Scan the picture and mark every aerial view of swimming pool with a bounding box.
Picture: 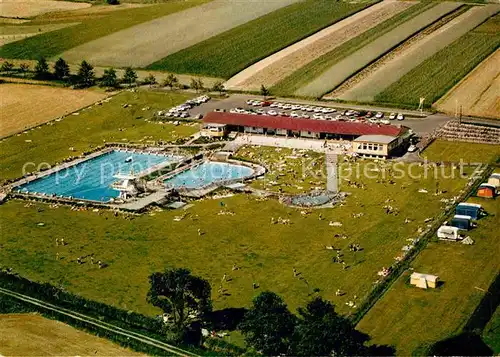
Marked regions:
[18,150,181,202]
[164,161,254,190]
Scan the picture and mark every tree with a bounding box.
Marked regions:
[260,84,270,99]
[0,61,14,72]
[122,67,138,86]
[107,0,119,4]
[291,297,369,356]
[211,81,225,95]
[143,73,157,87]
[77,60,95,88]
[147,268,211,338]
[190,78,204,93]
[100,68,118,88]
[162,73,179,90]
[19,63,30,75]
[239,291,296,355]
[34,57,50,78]
[53,58,70,80]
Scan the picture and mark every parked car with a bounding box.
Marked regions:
[408,144,417,152]
[365,112,373,118]
[397,113,405,121]
[267,110,278,116]
[262,101,272,107]
[290,111,300,118]
[380,119,390,125]
[375,112,384,119]
[389,113,397,120]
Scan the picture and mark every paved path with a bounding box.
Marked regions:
[326,153,339,192]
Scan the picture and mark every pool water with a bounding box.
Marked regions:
[164,161,254,189]
[19,151,180,202]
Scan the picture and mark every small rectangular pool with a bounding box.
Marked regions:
[18,150,181,202]
[164,161,254,190]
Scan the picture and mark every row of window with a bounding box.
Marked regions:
[360,143,384,151]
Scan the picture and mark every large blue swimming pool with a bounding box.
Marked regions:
[19,150,180,202]
[164,161,254,189]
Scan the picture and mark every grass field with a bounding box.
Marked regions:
[0,83,106,138]
[0,0,208,60]
[272,1,436,96]
[0,314,144,356]
[374,13,500,107]
[0,0,90,18]
[295,1,463,97]
[147,0,374,78]
[357,196,500,355]
[483,306,500,353]
[422,140,500,164]
[0,149,472,317]
[0,90,197,183]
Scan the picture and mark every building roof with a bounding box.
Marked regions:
[479,183,496,189]
[457,202,482,209]
[352,135,398,144]
[453,214,472,220]
[489,173,500,179]
[203,112,405,137]
[411,272,439,282]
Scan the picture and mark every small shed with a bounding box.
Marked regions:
[410,273,439,289]
[437,225,460,240]
[477,183,496,198]
[451,215,473,230]
[456,203,482,220]
[487,173,500,188]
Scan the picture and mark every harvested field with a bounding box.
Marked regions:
[0,0,90,18]
[147,0,373,78]
[0,22,79,46]
[295,1,462,97]
[225,0,415,91]
[0,84,106,138]
[0,0,209,60]
[0,314,144,356]
[335,5,499,102]
[375,12,500,107]
[61,0,300,68]
[436,49,500,119]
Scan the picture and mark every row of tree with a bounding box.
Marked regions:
[1,57,226,93]
[147,268,393,356]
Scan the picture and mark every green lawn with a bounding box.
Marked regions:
[483,306,500,353]
[422,140,500,164]
[357,197,500,355]
[146,0,375,78]
[271,1,435,96]
[234,146,326,194]
[0,90,198,183]
[374,14,500,107]
[0,0,209,60]
[0,156,471,317]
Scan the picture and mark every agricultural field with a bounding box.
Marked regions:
[374,12,500,107]
[0,23,79,46]
[335,5,498,103]
[0,0,90,18]
[436,49,500,119]
[0,314,144,356]
[271,1,436,96]
[225,0,415,91]
[0,90,197,182]
[0,83,106,138]
[421,140,500,163]
[357,196,500,355]
[295,1,463,97]
[0,0,209,60]
[0,139,473,317]
[147,0,375,78]
[60,0,300,68]
[483,306,500,353]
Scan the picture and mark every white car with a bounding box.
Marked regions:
[397,113,405,120]
[381,119,390,125]
[276,103,284,109]
[270,102,279,108]
[389,113,397,120]
[179,112,189,118]
[246,100,254,105]
[325,115,334,121]
[229,108,238,114]
[368,118,378,124]
[408,144,417,152]
[301,114,310,119]
[282,104,292,110]
[375,112,384,119]
[291,105,301,110]
[267,110,278,116]
[313,114,324,120]
[256,109,265,115]
[290,111,300,118]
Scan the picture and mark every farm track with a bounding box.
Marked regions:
[225,0,415,91]
[332,4,500,102]
[0,287,199,357]
[295,1,462,98]
[61,0,299,68]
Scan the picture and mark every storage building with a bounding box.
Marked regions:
[410,273,439,289]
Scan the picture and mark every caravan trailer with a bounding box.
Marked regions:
[455,203,483,220]
[437,225,460,241]
[451,215,473,230]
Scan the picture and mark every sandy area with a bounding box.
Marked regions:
[0,0,91,18]
[225,0,416,91]
[334,5,500,102]
[0,314,145,356]
[0,83,106,138]
[436,49,500,119]
[61,0,300,68]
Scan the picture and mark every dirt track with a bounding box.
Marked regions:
[436,49,500,119]
[0,0,90,18]
[225,0,415,91]
[61,0,300,68]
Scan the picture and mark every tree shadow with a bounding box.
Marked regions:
[207,307,248,331]
[428,332,493,356]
